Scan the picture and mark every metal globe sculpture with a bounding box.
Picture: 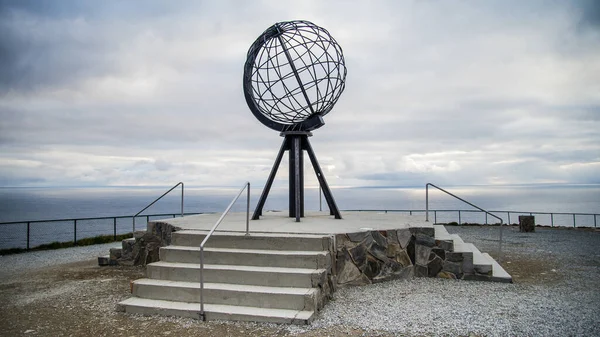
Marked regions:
[247,20,345,222]
[243,20,347,132]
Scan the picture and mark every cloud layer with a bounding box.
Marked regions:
[1,0,599,187]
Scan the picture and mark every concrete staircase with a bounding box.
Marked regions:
[117,230,333,324]
[434,225,512,282]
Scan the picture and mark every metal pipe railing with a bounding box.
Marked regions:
[199,182,250,321]
[132,182,184,233]
[425,183,505,262]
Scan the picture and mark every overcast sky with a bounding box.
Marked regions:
[0,0,599,188]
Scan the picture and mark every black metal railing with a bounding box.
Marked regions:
[343,209,598,227]
[0,212,203,250]
[1,209,597,251]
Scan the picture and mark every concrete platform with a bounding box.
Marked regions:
[157,210,430,234]
[116,210,511,324]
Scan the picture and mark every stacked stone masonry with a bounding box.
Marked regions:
[333,226,494,286]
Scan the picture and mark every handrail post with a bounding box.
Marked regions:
[458,210,461,224]
[573,214,576,228]
[200,246,205,320]
[26,222,30,250]
[199,181,250,321]
[74,219,77,245]
[508,212,511,225]
[425,184,429,222]
[181,182,184,217]
[551,213,554,227]
[246,182,250,236]
[113,217,117,240]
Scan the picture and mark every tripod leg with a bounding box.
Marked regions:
[252,137,288,220]
[304,138,342,219]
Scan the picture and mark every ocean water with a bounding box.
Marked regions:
[0,184,598,249]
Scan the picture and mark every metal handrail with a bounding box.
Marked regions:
[426,183,505,263]
[199,182,250,321]
[132,182,184,232]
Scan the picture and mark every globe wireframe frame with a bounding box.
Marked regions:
[243,20,347,132]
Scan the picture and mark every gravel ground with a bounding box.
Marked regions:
[0,242,120,281]
[1,226,599,336]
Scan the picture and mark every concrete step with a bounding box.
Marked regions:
[118,297,314,324]
[482,253,513,283]
[146,261,326,288]
[159,245,331,269]
[171,230,330,251]
[433,225,452,240]
[132,278,318,310]
[433,225,454,251]
[452,241,492,275]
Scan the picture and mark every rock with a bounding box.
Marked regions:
[132,232,162,266]
[436,240,453,251]
[415,264,428,277]
[347,231,370,242]
[386,243,402,258]
[397,228,412,249]
[348,243,368,271]
[363,254,382,279]
[415,244,432,266]
[415,233,436,247]
[409,226,435,237]
[432,247,446,260]
[335,234,350,251]
[446,252,464,263]
[371,231,388,249]
[336,249,362,284]
[387,230,399,244]
[395,250,412,267]
[461,252,474,274]
[428,255,444,277]
[443,260,463,278]
[407,236,416,264]
[343,273,371,286]
[109,248,122,260]
[437,271,457,279]
[370,242,389,262]
[519,215,535,232]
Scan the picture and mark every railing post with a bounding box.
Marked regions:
[133,217,136,234]
[74,219,77,245]
[573,214,576,228]
[551,213,554,227]
[146,215,149,224]
[410,210,412,215]
[458,210,461,224]
[485,212,488,225]
[27,222,30,250]
[113,218,117,240]
[434,210,437,223]
[498,221,503,263]
[595,214,597,228]
[507,212,511,225]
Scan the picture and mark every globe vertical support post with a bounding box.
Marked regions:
[252,132,341,221]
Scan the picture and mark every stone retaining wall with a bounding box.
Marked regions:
[332,226,491,286]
